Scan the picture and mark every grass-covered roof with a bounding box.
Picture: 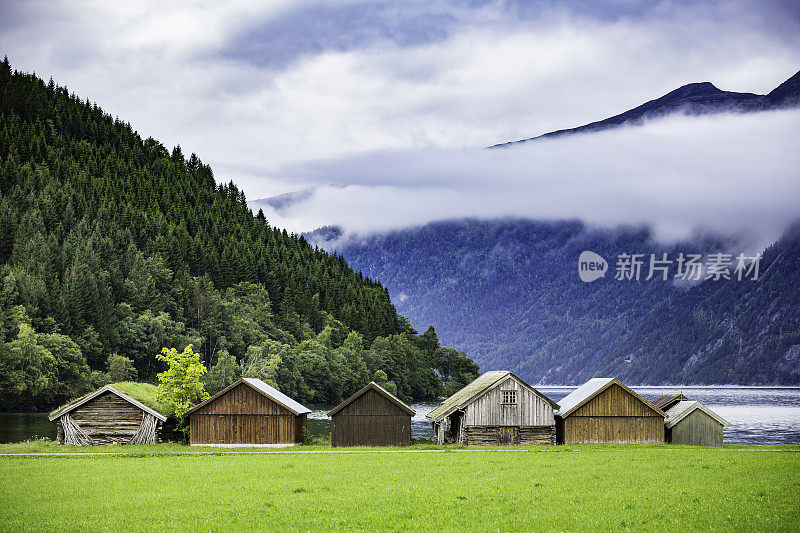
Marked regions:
[426,371,510,421]
[49,382,170,419]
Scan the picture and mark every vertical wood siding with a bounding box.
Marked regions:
[331,389,411,446]
[571,384,659,418]
[463,377,555,427]
[669,409,723,447]
[563,416,664,444]
[189,382,300,444]
[561,384,664,444]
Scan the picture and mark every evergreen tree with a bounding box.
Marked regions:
[0,59,479,409]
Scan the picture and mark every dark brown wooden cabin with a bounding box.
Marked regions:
[652,393,691,412]
[555,378,666,444]
[49,385,168,445]
[327,382,415,447]
[187,378,311,446]
[665,400,729,447]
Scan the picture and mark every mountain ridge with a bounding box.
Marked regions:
[490,69,800,147]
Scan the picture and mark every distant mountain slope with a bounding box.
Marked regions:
[602,222,800,384]
[250,187,316,216]
[320,219,800,385]
[490,69,800,147]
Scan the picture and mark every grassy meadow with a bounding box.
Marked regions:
[1,443,799,532]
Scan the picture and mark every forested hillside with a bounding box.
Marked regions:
[600,223,800,384]
[329,218,800,385]
[0,58,478,410]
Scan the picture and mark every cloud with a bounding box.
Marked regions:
[1,0,798,236]
[263,109,800,249]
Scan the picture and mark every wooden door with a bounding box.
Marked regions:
[499,426,519,445]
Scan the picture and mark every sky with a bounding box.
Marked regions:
[1,0,799,244]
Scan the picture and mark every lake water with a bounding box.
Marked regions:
[3,386,799,445]
[319,385,800,445]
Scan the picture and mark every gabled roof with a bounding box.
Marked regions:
[666,400,730,429]
[327,382,415,417]
[426,371,559,422]
[186,378,311,416]
[653,393,691,411]
[555,377,666,418]
[48,385,168,422]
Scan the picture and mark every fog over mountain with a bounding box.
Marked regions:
[253,106,800,248]
[256,70,800,385]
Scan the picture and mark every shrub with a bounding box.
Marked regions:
[299,428,313,446]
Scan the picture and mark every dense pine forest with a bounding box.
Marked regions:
[0,58,478,411]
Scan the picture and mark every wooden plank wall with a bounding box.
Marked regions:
[669,409,723,447]
[571,384,658,418]
[331,389,411,446]
[463,377,555,427]
[464,425,555,445]
[562,384,664,444]
[190,382,300,444]
[68,391,152,445]
[563,416,664,444]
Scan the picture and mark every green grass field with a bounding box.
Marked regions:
[1,443,798,532]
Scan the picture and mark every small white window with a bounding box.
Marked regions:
[501,390,517,405]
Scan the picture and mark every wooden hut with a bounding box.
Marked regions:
[187,378,311,446]
[665,400,729,447]
[327,382,415,447]
[49,385,168,445]
[555,378,666,444]
[427,371,559,445]
[652,393,691,412]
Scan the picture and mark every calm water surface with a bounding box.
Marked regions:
[2,386,799,444]
[314,385,800,445]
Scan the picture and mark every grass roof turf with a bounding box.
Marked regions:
[427,371,510,421]
[110,382,170,416]
[49,382,170,418]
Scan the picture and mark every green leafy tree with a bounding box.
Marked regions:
[0,323,56,409]
[155,344,208,419]
[38,331,91,405]
[203,349,240,395]
[107,353,138,382]
[372,369,398,397]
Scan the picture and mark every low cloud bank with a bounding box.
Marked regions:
[263,110,800,249]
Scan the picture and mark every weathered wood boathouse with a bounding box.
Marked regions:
[427,371,559,445]
[652,393,691,412]
[555,378,666,444]
[328,381,415,447]
[665,400,729,447]
[49,385,168,445]
[187,378,311,446]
